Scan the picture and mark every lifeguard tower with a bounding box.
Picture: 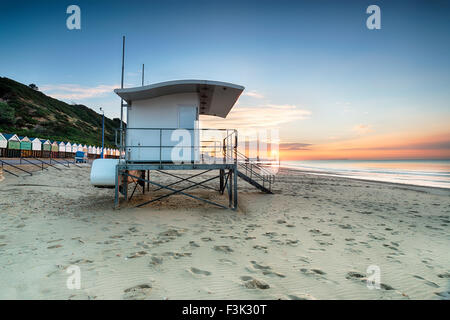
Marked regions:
[90,79,275,210]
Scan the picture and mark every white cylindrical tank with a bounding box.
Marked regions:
[90,159,119,187]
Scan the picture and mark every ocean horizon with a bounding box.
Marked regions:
[280,159,450,189]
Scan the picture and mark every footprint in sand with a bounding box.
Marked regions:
[240,276,270,289]
[149,256,163,266]
[300,268,336,283]
[189,241,200,247]
[123,284,152,300]
[189,267,211,276]
[219,258,236,266]
[346,271,395,290]
[253,245,268,253]
[250,261,285,278]
[287,293,317,300]
[127,251,148,259]
[213,245,233,253]
[434,290,450,299]
[413,275,440,288]
[47,244,62,249]
[162,251,192,259]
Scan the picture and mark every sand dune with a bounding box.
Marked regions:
[0,165,449,299]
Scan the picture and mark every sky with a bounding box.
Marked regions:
[0,0,449,160]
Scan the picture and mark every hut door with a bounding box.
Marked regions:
[178,106,196,129]
[177,106,198,162]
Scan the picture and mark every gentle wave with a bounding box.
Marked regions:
[281,160,450,189]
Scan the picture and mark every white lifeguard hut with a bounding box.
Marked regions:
[90,79,274,210]
[115,80,243,163]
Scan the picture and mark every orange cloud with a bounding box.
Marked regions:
[352,124,373,135]
[280,132,450,160]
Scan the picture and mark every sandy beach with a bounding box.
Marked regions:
[0,165,449,300]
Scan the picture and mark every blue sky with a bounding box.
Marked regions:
[1,0,449,159]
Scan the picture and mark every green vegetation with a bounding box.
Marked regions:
[0,77,123,147]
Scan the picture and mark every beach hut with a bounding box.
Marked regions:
[31,138,42,151]
[3,134,20,157]
[19,136,32,150]
[82,145,88,153]
[0,133,7,157]
[77,144,83,152]
[40,139,51,152]
[88,145,93,154]
[51,141,59,152]
[4,134,20,149]
[30,137,42,157]
[65,142,72,153]
[71,143,78,153]
[18,136,32,157]
[0,133,7,149]
[92,79,258,209]
[111,80,246,162]
[50,141,59,157]
[96,146,101,156]
[58,141,66,153]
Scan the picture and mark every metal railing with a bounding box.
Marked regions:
[115,128,238,165]
[233,149,275,192]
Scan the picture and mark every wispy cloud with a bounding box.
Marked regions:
[41,84,118,100]
[243,90,264,99]
[201,104,311,129]
[352,124,372,135]
[279,142,312,151]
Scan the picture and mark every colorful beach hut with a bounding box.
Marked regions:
[71,143,78,153]
[40,139,51,151]
[5,134,20,150]
[0,133,7,157]
[50,141,59,158]
[65,142,72,153]
[58,141,66,153]
[30,137,42,157]
[51,141,59,152]
[19,136,32,150]
[0,133,7,149]
[31,138,42,151]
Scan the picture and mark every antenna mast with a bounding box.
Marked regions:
[119,36,125,158]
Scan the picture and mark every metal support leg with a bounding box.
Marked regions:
[114,166,119,208]
[219,169,225,194]
[228,169,233,207]
[233,165,238,210]
[124,170,128,201]
[141,170,145,194]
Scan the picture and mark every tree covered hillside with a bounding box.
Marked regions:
[0,77,123,147]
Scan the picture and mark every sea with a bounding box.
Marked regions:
[280,160,450,189]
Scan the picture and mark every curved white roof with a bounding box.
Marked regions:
[114,79,244,118]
